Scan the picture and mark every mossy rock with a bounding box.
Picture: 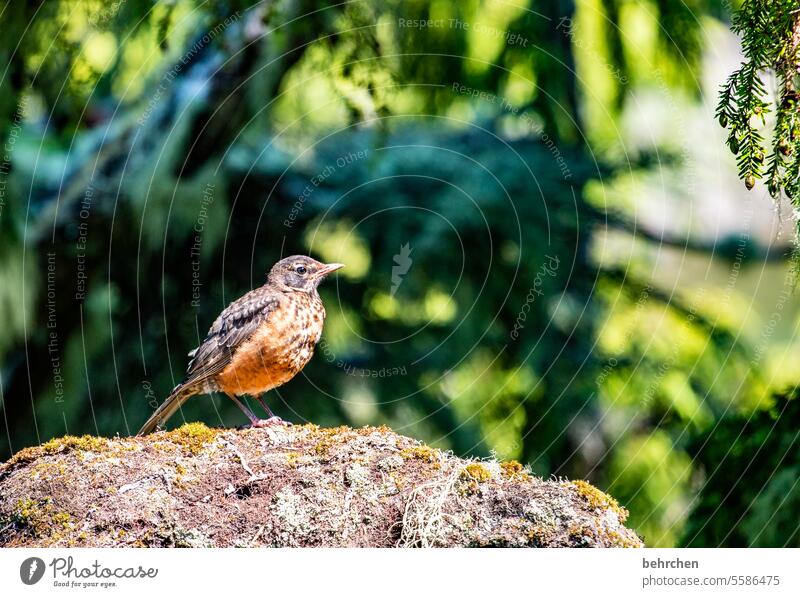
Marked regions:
[0,423,642,547]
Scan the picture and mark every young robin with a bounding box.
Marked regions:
[138,255,343,435]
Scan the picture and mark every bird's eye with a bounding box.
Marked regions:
[296,266,307,275]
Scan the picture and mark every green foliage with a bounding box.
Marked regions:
[608,431,693,547]
[716,1,800,200]
[683,388,800,547]
[0,0,797,548]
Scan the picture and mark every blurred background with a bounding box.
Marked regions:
[1,0,798,547]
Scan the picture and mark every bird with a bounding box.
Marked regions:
[138,255,343,435]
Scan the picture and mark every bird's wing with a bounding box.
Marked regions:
[182,289,281,389]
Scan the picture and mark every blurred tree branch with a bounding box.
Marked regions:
[597,209,794,263]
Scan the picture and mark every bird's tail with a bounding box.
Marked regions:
[137,384,198,435]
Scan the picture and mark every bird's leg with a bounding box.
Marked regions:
[254,394,291,426]
[227,394,261,426]
[228,393,288,428]
[254,394,276,418]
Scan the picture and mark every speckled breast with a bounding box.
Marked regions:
[216,292,325,396]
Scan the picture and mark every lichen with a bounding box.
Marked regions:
[522,500,557,528]
[347,463,385,505]
[273,489,313,537]
[601,528,642,548]
[378,454,404,471]
[168,527,214,548]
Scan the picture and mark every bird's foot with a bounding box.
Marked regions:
[250,416,291,428]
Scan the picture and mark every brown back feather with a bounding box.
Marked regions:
[182,288,282,390]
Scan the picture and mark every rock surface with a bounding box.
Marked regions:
[0,423,642,547]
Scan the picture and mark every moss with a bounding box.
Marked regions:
[400,445,439,464]
[52,512,71,527]
[7,435,111,467]
[313,425,350,439]
[172,462,191,490]
[29,461,67,481]
[13,498,72,541]
[308,425,354,457]
[314,439,333,456]
[163,423,219,455]
[569,480,628,521]
[15,499,42,526]
[286,452,301,467]
[463,462,492,483]
[499,460,530,481]
[298,423,320,435]
[357,424,392,436]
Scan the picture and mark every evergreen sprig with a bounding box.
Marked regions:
[718,1,800,200]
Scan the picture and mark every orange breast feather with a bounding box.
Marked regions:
[216,294,324,396]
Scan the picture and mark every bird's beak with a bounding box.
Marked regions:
[315,263,345,278]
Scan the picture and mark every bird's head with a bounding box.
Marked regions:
[268,255,344,293]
